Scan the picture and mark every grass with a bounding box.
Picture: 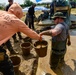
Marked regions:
[21,8,76,22]
[21,10,43,21]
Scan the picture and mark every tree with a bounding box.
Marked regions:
[23,0,34,6]
[0,3,6,10]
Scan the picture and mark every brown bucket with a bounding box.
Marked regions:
[34,40,48,57]
[10,55,21,73]
[20,42,31,56]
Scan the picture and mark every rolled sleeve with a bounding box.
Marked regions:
[51,24,63,36]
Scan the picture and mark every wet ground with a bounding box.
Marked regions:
[36,29,76,75]
[6,26,76,75]
[6,8,76,75]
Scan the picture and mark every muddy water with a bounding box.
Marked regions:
[36,45,46,48]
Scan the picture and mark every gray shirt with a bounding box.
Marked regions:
[52,22,69,41]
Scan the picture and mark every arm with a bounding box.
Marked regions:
[40,28,62,36]
[40,30,52,36]
[15,19,42,40]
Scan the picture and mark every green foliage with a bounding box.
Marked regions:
[0,3,5,10]
[0,7,2,9]
[23,0,34,7]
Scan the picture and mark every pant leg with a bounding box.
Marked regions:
[12,34,19,43]
[5,40,14,51]
[50,52,60,69]
[12,34,16,41]
[17,32,22,39]
[60,51,66,63]
[50,51,65,69]
[31,16,35,30]
[29,20,32,29]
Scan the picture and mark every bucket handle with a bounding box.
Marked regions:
[30,43,35,48]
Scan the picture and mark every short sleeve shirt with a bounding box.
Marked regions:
[52,22,69,41]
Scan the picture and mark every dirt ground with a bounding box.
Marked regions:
[7,26,76,75]
[6,8,76,75]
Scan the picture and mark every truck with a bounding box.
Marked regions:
[37,0,76,29]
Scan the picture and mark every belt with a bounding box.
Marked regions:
[52,48,65,52]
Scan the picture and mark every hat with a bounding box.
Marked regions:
[51,12,66,19]
[8,0,13,2]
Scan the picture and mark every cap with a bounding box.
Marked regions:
[51,12,66,19]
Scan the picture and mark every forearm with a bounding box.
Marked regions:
[23,29,40,40]
[18,23,40,40]
[40,30,52,36]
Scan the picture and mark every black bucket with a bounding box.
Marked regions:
[20,42,31,56]
[34,40,48,57]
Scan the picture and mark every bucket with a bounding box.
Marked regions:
[34,40,48,57]
[23,37,32,43]
[10,55,21,73]
[20,42,31,56]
